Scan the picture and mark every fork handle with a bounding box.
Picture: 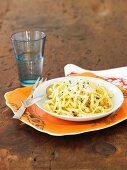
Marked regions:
[13,105,26,119]
[22,95,44,108]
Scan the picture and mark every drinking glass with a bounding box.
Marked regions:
[11,31,46,86]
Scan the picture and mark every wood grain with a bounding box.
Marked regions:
[1,0,127,169]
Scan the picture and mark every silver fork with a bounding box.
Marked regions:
[13,77,43,119]
[22,94,45,108]
[22,78,48,107]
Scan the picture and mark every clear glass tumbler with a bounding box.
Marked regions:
[11,31,46,86]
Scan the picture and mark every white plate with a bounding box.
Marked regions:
[33,76,124,121]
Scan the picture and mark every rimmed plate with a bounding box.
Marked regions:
[33,76,124,121]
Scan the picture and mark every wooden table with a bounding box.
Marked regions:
[1,0,127,169]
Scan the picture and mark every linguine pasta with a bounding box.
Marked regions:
[42,79,113,117]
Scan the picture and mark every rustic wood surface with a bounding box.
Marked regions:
[1,0,127,169]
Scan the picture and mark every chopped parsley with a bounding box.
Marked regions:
[80,98,83,103]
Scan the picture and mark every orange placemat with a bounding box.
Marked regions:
[4,72,127,136]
